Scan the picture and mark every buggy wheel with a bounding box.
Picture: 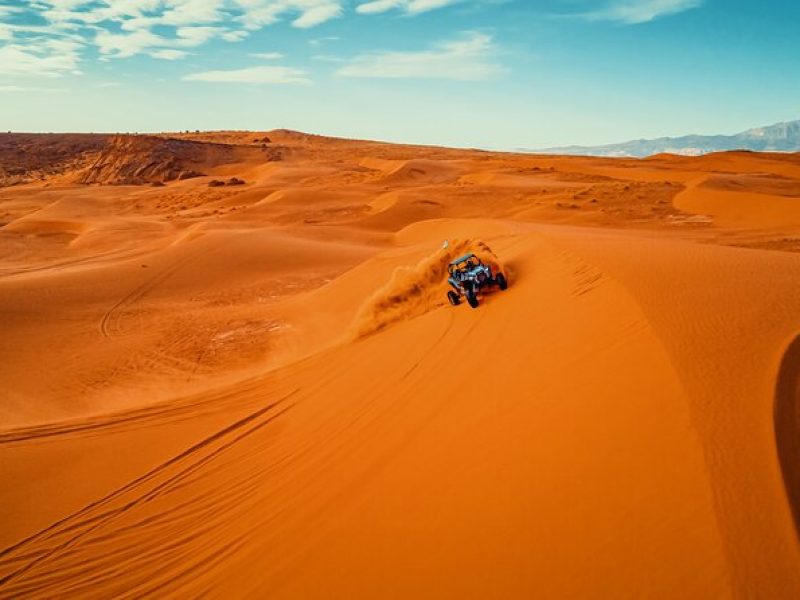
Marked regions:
[495,272,508,290]
[447,290,461,306]
[465,289,479,309]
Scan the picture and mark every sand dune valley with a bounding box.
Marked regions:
[1,129,800,598]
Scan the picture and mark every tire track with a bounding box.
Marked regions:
[398,310,455,381]
[0,376,269,445]
[98,251,200,339]
[0,388,299,590]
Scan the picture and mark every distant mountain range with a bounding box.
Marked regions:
[532,119,800,158]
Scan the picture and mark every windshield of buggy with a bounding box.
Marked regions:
[448,254,481,275]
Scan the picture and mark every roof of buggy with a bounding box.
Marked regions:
[449,253,477,266]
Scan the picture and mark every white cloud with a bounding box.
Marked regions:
[0,24,14,42]
[580,0,703,24]
[234,0,343,30]
[175,26,222,46]
[222,30,249,42]
[3,0,348,71]
[151,49,190,60]
[356,0,403,14]
[93,23,220,58]
[292,3,342,27]
[0,0,476,76]
[95,28,164,57]
[250,51,284,59]
[159,0,225,26]
[0,5,23,18]
[183,65,311,84]
[45,37,84,54]
[0,85,65,93]
[309,36,340,46]
[0,12,86,77]
[311,53,345,62]
[0,43,81,76]
[356,0,460,15]
[336,32,504,81]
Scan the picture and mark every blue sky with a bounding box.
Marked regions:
[1,0,798,148]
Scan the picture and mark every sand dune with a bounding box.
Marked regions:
[1,132,799,597]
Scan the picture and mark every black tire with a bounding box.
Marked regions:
[447,290,460,306]
[465,289,479,309]
[495,272,508,291]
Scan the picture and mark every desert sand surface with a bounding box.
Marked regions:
[1,131,800,598]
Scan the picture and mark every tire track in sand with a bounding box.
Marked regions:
[0,389,299,589]
[98,251,200,339]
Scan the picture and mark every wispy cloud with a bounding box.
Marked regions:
[0,84,66,93]
[231,0,342,30]
[0,23,14,42]
[336,31,504,81]
[309,36,341,46]
[0,43,82,77]
[94,25,222,58]
[183,65,311,84]
[250,51,284,60]
[578,0,704,24]
[356,0,462,15]
[151,49,190,60]
[0,0,482,78]
[312,54,345,62]
[292,3,342,27]
[95,29,164,59]
[0,1,347,73]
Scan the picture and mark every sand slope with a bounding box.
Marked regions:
[1,133,799,597]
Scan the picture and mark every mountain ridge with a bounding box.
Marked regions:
[532,119,800,158]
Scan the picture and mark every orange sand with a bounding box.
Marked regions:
[1,132,799,597]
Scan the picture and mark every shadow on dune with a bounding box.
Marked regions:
[775,334,800,542]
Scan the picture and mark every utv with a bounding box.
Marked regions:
[446,253,508,309]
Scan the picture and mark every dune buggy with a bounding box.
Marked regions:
[446,253,508,309]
